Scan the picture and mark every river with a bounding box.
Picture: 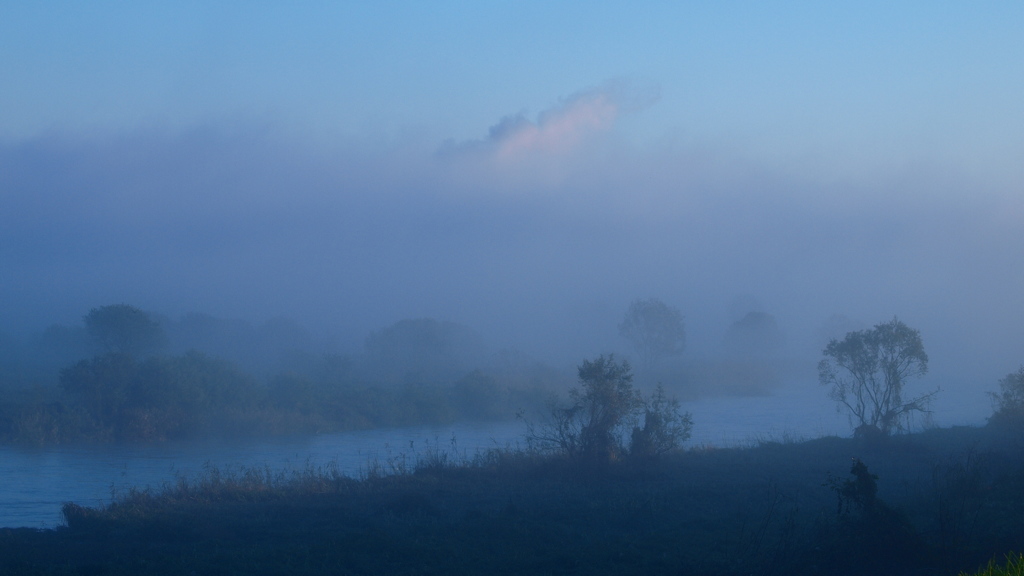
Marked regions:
[1,382,982,528]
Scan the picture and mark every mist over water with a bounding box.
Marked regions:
[0,386,852,529]
[3,10,1023,553]
[2,368,991,529]
[3,126,1021,412]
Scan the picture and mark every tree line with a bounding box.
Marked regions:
[0,305,558,444]
[617,298,1024,441]
[3,300,1023,446]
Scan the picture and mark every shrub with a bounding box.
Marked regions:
[527,355,692,465]
[817,459,926,575]
[629,384,693,459]
[826,458,878,515]
[961,553,1024,576]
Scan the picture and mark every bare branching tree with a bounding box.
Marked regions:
[818,317,937,436]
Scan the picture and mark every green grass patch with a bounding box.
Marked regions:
[962,553,1024,576]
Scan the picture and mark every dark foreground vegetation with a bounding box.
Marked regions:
[1,420,1023,576]
[5,307,1024,573]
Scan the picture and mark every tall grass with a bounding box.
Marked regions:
[3,423,1022,576]
[962,553,1024,576]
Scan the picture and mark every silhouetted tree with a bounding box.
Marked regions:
[989,366,1024,426]
[529,355,691,465]
[571,355,642,463]
[819,317,937,436]
[618,298,685,371]
[84,304,166,357]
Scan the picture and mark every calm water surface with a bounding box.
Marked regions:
[0,421,525,529]
[5,382,978,529]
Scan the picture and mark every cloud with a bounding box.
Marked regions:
[444,81,658,164]
[490,92,616,158]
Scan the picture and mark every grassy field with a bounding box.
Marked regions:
[1,424,1022,575]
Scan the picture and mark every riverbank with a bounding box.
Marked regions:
[2,423,1022,575]
[0,420,527,529]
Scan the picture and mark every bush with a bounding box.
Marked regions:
[961,553,1024,576]
[630,384,693,459]
[826,458,878,515]
[527,355,692,465]
[817,459,926,575]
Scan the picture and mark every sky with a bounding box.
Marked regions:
[2,2,1023,421]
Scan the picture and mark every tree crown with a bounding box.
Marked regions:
[819,317,934,436]
[618,298,685,371]
[84,304,166,357]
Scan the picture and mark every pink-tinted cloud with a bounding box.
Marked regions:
[490,90,619,159]
[445,81,657,165]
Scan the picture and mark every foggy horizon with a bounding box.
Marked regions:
[3,3,1023,429]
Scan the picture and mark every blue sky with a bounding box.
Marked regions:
[2,2,1023,419]
[4,2,1021,174]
